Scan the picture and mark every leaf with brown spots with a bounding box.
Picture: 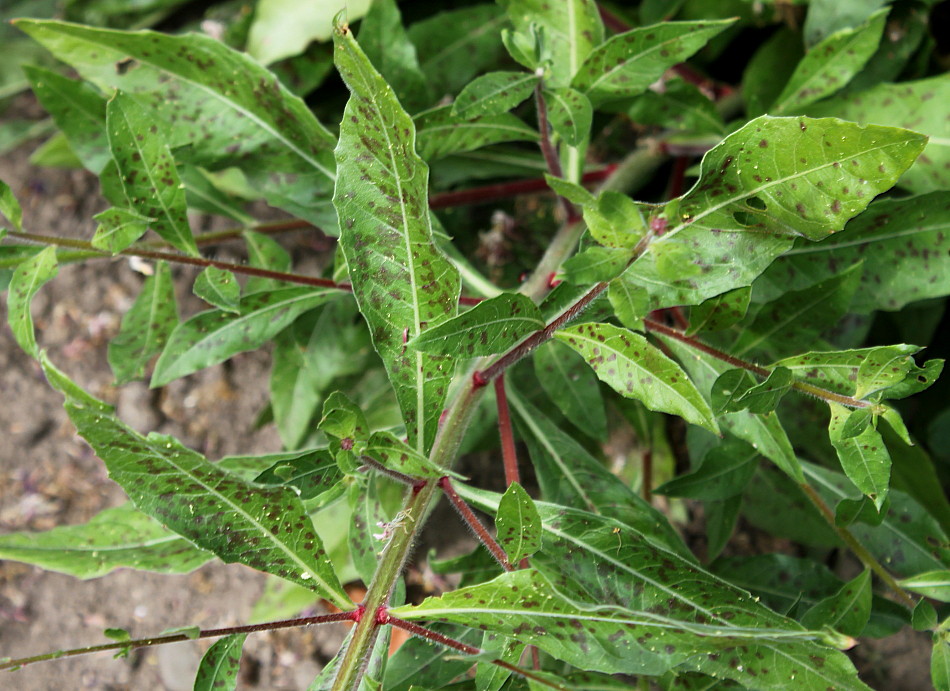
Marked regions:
[364,430,463,480]
[193,633,246,691]
[686,286,751,336]
[828,402,891,509]
[333,24,460,454]
[15,19,338,228]
[612,116,926,314]
[543,87,592,147]
[108,260,178,385]
[91,207,151,254]
[0,179,22,235]
[192,266,240,313]
[800,569,872,637]
[571,20,733,105]
[40,354,352,607]
[532,340,608,442]
[451,70,540,119]
[495,482,541,564]
[414,105,538,161]
[6,245,57,357]
[409,293,543,357]
[554,323,718,433]
[772,9,887,114]
[106,92,198,256]
[0,502,212,578]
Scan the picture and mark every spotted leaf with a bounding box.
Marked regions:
[543,87,591,147]
[6,245,57,357]
[532,340,607,442]
[415,105,538,160]
[686,286,751,336]
[409,293,543,357]
[0,178,23,232]
[554,323,718,433]
[91,207,151,254]
[800,569,872,637]
[333,24,460,454]
[193,266,240,313]
[193,634,246,691]
[611,116,926,315]
[364,430,462,480]
[495,482,541,565]
[451,71,540,119]
[828,402,891,509]
[40,354,351,607]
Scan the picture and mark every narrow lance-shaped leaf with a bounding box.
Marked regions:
[495,482,541,564]
[611,117,927,315]
[151,287,336,387]
[106,92,197,256]
[91,207,151,254]
[333,22,460,452]
[532,340,608,442]
[15,19,339,227]
[193,634,246,691]
[772,9,887,114]
[357,0,428,110]
[543,88,591,147]
[364,431,464,480]
[0,177,24,232]
[108,260,178,385]
[571,21,732,105]
[554,322,718,433]
[828,402,891,509]
[40,354,352,608]
[0,503,212,578]
[900,571,950,603]
[800,569,872,637]
[415,105,538,161]
[686,286,751,335]
[6,245,58,357]
[452,70,540,119]
[410,293,543,357]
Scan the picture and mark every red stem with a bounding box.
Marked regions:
[494,375,520,487]
[533,85,580,223]
[667,156,689,199]
[438,477,513,571]
[359,455,419,486]
[428,166,616,210]
[642,448,653,503]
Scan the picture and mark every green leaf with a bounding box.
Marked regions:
[501,0,603,88]
[6,245,58,357]
[407,5,508,100]
[246,0,372,65]
[759,193,950,312]
[807,75,950,194]
[452,71,540,119]
[495,482,541,564]
[151,286,335,387]
[571,21,732,105]
[543,87,591,147]
[532,340,607,442]
[916,600,940,631]
[16,19,338,227]
[333,24,460,454]
[108,260,178,385]
[193,633,246,691]
[90,206,151,253]
[712,367,793,415]
[554,323,718,433]
[742,27,804,117]
[42,356,352,608]
[349,477,387,583]
[0,503,212,578]
[193,266,240,313]
[828,402,890,509]
[900,571,950,603]
[364,431,460,480]
[626,78,725,135]
[656,437,758,501]
[772,9,887,114]
[509,391,692,560]
[800,569,872,636]
[385,624,484,691]
[23,64,109,173]
[686,286,751,335]
[243,229,292,295]
[662,337,803,483]
[934,631,950,691]
[582,190,648,250]
[357,0,428,111]
[253,449,343,503]
[803,0,888,47]
[106,92,197,256]
[415,106,537,160]
[0,179,22,233]
[705,497,741,562]
[612,116,927,314]
[409,294,543,357]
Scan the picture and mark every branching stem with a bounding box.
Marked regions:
[439,476,513,571]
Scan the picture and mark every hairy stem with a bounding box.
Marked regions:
[494,375,521,486]
[440,476,513,571]
[0,611,356,672]
[533,84,578,222]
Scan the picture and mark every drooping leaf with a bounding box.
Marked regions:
[333,23,460,453]
[828,402,890,509]
[543,87,592,147]
[800,569,872,636]
[451,71,540,119]
[90,207,151,253]
[555,322,718,433]
[758,193,950,312]
[193,266,240,313]
[151,286,335,387]
[23,64,110,173]
[6,245,58,357]
[571,21,732,105]
[16,19,339,227]
[415,106,538,160]
[348,476,387,584]
[807,75,950,194]
[476,632,524,691]
[108,260,178,384]
[772,9,887,114]
[500,0,603,88]
[532,340,607,442]
[0,503,212,578]
[41,354,352,608]
[407,4,508,100]
[193,634,246,691]
[495,482,542,564]
[409,293,543,357]
[712,367,793,415]
[106,91,197,255]
[357,0,429,111]
[611,117,927,315]
[384,624,485,691]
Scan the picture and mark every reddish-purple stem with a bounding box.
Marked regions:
[642,448,653,503]
[533,85,580,223]
[667,156,689,199]
[359,455,419,486]
[494,375,520,487]
[428,166,616,210]
[438,477,513,571]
